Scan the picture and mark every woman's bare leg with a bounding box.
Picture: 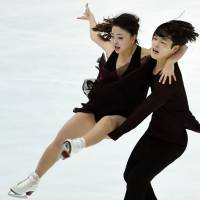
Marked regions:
[83,115,126,147]
[9,114,125,197]
[35,112,96,177]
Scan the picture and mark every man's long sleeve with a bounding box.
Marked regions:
[108,79,178,140]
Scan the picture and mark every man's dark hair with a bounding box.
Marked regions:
[153,20,199,47]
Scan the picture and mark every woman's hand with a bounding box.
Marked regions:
[159,61,176,84]
[159,45,188,84]
[77,3,92,21]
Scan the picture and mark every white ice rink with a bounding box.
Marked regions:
[0,0,200,199]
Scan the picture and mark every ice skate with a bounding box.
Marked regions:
[60,139,72,159]
[8,172,40,199]
[60,138,86,159]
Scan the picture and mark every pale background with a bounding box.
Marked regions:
[0,0,200,199]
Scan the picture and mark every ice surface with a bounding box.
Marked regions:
[1,0,200,199]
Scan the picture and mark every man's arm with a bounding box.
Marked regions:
[108,77,178,140]
[184,110,200,133]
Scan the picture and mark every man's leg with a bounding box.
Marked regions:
[123,131,186,200]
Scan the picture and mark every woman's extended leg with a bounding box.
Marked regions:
[9,112,96,197]
[35,112,96,177]
[10,114,125,198]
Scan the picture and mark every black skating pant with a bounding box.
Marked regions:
[123,129,187,200]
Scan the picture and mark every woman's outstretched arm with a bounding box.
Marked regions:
[77,3,113,57]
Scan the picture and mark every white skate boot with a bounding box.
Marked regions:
[8,172,40,199]
[60,138,86,159]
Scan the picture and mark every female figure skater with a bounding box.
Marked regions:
[65,20,200,199]
[9,5,183,198]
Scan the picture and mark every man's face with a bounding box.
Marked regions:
[111,26,136,53]
[151,34,179,60]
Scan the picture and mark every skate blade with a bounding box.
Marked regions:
[8,190,28,199]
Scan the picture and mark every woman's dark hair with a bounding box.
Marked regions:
[93,13,140,42]
[153,20,199,47]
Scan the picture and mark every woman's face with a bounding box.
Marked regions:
[151,35,179,60]
[111,26,136,53]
